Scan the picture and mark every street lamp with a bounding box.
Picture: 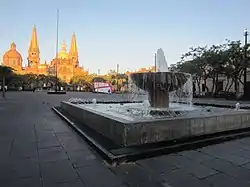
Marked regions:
[154,53,157,72]
[55,9,59,92]
[243,28,248,99]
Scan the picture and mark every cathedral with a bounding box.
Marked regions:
[2,26,88,83]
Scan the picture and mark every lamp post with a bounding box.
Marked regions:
[47,9,67,94]
[55,9,59,92]
[155,53,157,72]
[243,28,248,98]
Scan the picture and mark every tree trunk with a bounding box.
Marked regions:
[224,76,230,92]
[2,75,6,98]
[239,69,244,85]
[203,77,209,94]
[211,75,216,95]
[226,78,233,93]
[234,75,239,99]
[197,77,201,95]
[214,74,219,96]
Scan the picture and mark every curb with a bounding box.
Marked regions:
[52,107,120,166]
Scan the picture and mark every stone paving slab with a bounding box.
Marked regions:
[2,92,250,187]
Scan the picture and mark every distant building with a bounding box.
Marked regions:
[125,66,156,75]
[2,26,88,83]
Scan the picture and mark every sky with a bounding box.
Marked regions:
[0,0,250,74]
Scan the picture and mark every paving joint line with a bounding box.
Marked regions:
[34,123,45,187]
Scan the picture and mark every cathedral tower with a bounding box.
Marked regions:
[27,25,40,67]
[69,33,79,67]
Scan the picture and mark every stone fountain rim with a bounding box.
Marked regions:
[61,101,250,124]
[130,71,191,76]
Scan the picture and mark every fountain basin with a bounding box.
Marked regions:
[129,72,190,108]
[61,101,250,147]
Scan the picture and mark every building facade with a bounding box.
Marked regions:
[2,26,88,83]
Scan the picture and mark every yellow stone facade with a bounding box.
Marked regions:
[2,26,88,83]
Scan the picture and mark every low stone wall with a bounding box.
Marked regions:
[61,101,250,147]
[61,101,127,146]
[125,112,250,146]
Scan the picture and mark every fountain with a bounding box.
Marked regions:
[56,48,250,161]
[130,49,190,109]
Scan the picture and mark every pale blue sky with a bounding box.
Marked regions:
[0,0,250,73]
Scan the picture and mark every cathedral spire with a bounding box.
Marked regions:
[61,40,67,52]
[69,33,78,59]
[29,25,39,53]
[28,25,40,66]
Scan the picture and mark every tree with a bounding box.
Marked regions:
[180,46,211,94]
[8,74,25,90]
[0,66,14,98]
[225,40,245,98]
[204,44,227,96]
[71,75,92,87]
[91,77,106,83]
[175,39,250,99]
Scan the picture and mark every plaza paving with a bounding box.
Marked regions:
[1,92,250,186]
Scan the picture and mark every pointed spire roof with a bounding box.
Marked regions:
[61,40,67,52]
[69,33,78,57]
[29,25,39,52]
[57,40,69,59]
